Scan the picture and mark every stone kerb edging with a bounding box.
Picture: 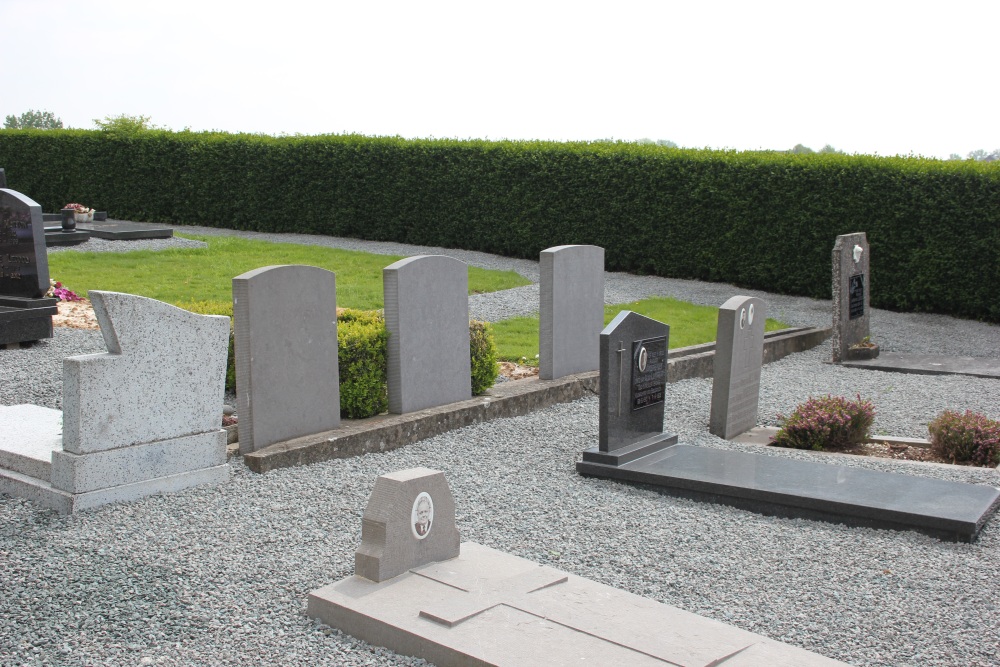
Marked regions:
[243,326,831,474]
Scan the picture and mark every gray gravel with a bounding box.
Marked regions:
[2,228,1000,666]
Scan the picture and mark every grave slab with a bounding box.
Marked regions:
[310,467,849,666]
[43,228,91,246]
[839,352,1000,379]
[76,220,173,240]
[577,444,1000,542]
[0,405,62,480]
[310,541,849,666]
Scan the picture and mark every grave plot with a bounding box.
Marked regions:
[309,467,850,667]
[0,291,231,513]
[578,305,1000,542]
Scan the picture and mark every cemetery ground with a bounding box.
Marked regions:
[2,226,1000,666]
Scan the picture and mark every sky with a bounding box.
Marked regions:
[3,0,998,160]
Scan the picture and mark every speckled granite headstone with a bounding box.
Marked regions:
[233,265,339,454]
[709,296,766,439]
[355,467,460,583]
[61,291,231,453]
[832,232,870,362]
[383,255,471,414]
[539,245,604,380]
[0,188,49,298]
[0,168,7,188]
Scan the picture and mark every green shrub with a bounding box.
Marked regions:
[771,395,875,451]
[3,130,998,322]
[337,309,389,419]
[469,320,499,395]
[928,410,1000,467]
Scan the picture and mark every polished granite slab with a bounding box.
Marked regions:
[839,352,1000,379]
[76,220,173,240]
[43,227,91,246]
[577,444,1000,542]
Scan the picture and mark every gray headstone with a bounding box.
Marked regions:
[0,169,6,188]
[232,265,340,454]
[599,311,670,451]
[709,296,766,439]
[831,232,870,362]
[0,188,49,298]
[383,255,471,414]
[355,467,460,583]
[539,245,605,380]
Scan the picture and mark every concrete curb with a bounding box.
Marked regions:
[243,326,832,474]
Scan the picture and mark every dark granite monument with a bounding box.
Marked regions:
[578,311,678,467]
[0,188,58,345]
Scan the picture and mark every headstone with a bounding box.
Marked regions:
[709,296,766,439]
[383,255,471,414]
[0,291,231,513]
[579,311,677,467]
[308,470,852,667]
[538,245,604,380]
[832,232,870,363]
[0,168,6,188]
[0,188,49,298]
[354,467,461,582]
[232,265,340,454]
[0,188,57,345]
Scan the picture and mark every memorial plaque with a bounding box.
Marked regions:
[630,336,666,410]
[848,274,864,320]
[0,188,49,298]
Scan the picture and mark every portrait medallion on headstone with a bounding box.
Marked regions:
[411,492,434,539]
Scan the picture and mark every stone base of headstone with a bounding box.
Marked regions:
[0,404,230,514]
[76,221,173,240]
[580,433,678,467]
[577,443,999,542]
[0,296,57,345]
[308,541,850,667]
[845,343,880,360]
[44,227,91,246]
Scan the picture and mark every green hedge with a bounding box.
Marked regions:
[3,130,998,321]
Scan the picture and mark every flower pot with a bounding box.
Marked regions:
[73,211,94,223]
[847,344,880,360]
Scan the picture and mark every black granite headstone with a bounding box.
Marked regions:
[579,311,678,467]
[0,188,49,298]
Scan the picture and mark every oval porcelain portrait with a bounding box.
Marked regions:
[411,492,434,540]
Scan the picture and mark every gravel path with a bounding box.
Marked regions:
[4,228,1000,666]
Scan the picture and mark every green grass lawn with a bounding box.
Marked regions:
[47,234,531,313]
[493,297,788,364]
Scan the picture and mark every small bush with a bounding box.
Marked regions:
[338,309,389,419]
[469,320,499,395]
[771,394,875,451]
[928,410,1000,467]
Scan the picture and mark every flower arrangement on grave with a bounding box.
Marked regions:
[46,279,84,302]
[63,203,94,214]
[770,394,875,451]
[63,203,95,223]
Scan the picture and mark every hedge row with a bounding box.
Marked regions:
[2,130,998,322]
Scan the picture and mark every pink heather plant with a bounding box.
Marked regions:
[928,410,1000,467]
[771,394,875,451]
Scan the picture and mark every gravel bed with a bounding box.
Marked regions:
[2,229,1000,666]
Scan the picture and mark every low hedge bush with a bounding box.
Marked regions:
[469,320,499,395]
[771,394,875,451]
[928,410,1000,467]
[337,309,389,419]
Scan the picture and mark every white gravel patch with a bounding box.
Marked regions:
[2,228,1000,666]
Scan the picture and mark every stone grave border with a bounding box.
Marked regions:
[243,325,830,473]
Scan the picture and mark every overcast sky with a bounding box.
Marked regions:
[4,0,997,159]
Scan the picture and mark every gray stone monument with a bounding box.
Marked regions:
[384,255,471,414]
[832,232,871,363]
[709,296,766,439]
[232,265,340,454]
[0,291,231,513]
[355,467,460,582]
[308,468,851,666]
[579,310,677,466]
[0,188,58,345]
[0,168,6,188]
[538,245,605,380]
